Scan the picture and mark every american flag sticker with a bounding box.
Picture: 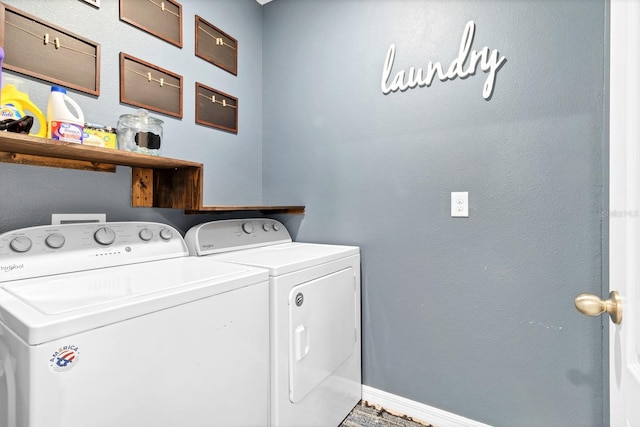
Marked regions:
[49,345,81,373]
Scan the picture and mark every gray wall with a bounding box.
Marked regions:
[262,1,607,427]
[0,0,265,234]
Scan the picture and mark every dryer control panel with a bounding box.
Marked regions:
[0,222,188,282]
[185,219,292,256]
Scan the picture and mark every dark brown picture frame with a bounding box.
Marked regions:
[120,53,183,119]
[196,82,238,134]
[0,4,100,96]
[120,0,182,48]
[80,0,100,8]
[195,15,237,75]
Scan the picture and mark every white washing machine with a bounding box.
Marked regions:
[0,221,269,427]
[185,218,361,427]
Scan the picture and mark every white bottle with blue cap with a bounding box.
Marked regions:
[47,86,84,143]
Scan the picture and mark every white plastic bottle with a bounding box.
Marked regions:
[47,86,84,143]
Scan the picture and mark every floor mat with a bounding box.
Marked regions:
[340,401,433,427]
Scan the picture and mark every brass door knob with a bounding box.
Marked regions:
[574,290,622,325]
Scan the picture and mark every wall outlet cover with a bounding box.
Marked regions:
[451,192,469,217]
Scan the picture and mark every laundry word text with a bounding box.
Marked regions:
[381,21,507,100]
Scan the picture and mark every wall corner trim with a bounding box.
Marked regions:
[362,385,493,427]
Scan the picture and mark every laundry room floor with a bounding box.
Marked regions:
[340,401,432,427]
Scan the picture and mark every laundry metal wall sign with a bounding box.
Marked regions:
[381,21,506,100]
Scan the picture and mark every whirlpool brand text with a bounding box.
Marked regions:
[0,263,24,273]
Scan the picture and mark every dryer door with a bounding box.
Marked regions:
[288,267,356,403]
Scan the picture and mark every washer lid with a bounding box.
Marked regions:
[0,257,268,345]
[210,242,359,276]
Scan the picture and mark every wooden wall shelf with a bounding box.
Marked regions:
[0,132,304,214]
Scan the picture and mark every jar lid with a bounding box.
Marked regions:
[118,108,163,127]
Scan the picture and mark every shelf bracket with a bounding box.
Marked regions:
[131,166,202,209]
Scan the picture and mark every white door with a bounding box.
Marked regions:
[608,1,640,426]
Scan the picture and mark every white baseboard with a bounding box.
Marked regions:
[361,385,493,427]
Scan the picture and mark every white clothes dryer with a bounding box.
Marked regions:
[185,218,361,427]
[0,222,269,427]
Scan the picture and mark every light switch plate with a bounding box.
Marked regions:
[451,192,469,217]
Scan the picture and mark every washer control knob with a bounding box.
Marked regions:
[94,227,116,246]
[159,228,173,241]
[242,222,254,234]
[272,222,281,231]
[139,228,153,241]
[263,223,271,232]
[9,236,32,253]
[45,233,65,249]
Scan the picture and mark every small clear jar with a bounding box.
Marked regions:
[116,109,163,156]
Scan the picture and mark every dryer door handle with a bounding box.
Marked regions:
[295,325,310,361]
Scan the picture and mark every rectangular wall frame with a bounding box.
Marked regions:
[120,53,183,118]
[0,3,100,95]
[195,15,237,75]
[80,0,100,8]
[120,0,182,48]
[195,82,238,134]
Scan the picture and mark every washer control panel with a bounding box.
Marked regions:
[0,222,187,282]
[185,218,292,256]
